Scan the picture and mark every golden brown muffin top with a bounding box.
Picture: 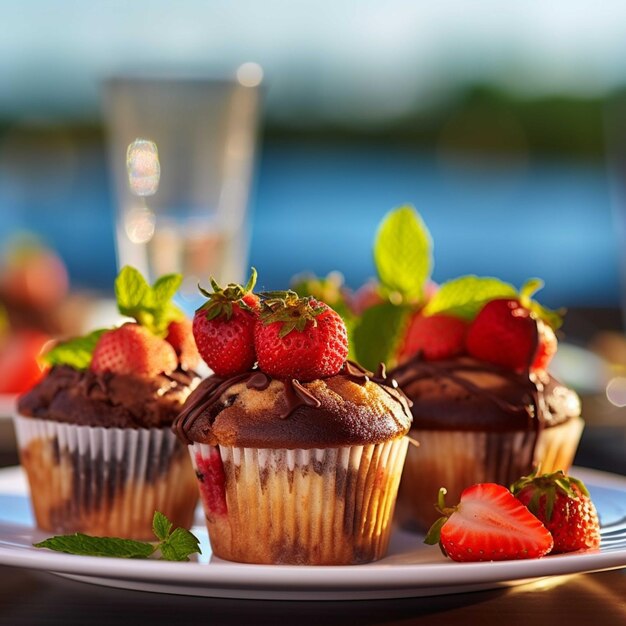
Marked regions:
[173,361,412,448]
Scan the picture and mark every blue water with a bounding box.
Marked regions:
[0,140,620,308]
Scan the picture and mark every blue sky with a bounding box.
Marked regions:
[2,1,626,122]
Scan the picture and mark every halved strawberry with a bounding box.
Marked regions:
[193,268,259,377]
[425,483,553,562]
[90,323,177,377]
[511,470,601,554]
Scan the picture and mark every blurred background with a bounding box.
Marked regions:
[1,1,625,470]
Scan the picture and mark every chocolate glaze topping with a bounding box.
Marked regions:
[18,365,200,429]
[390,355,580,433]
[173,361,412,448]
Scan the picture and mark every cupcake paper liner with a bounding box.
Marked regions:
[190,438,409,565]
[397,418,584,530]
[13,414,198,540]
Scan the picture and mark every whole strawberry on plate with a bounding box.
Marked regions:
[511,469,601,554]
[193,268,259,377]
[15,266,200,540]
[425,483,554,562]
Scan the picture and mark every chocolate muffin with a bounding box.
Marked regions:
[174,361,412,565]
[391,356,583,530]
[15,365,199,540]
[13,266,203,540]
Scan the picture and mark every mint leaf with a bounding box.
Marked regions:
[114,266,184,336]
[34,534,155,559]
[152,274,183,309]
[423,276,517,320]
[152,510,172,542]
[34,511,201,561]
[352,302,411,371]
[373,206,432,302]
[115,266,153,316]
[42,329,108,370]
[158,527,201,562]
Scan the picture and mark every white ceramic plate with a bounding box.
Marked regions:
[0,466,624,600]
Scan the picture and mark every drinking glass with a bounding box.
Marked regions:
[103,72,262,311]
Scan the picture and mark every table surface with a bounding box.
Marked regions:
[0,565,625,626]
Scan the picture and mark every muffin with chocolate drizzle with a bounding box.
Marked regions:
[14,267,200,540]
[391,283,582,530]
[174,283,412,565]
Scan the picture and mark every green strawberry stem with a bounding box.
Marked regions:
[197,267,257,320]
[510,469,590,522]
[258,291,326,338]
[423,487,458,546]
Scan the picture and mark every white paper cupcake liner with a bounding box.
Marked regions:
[13,414,197,540]
[189,438,409,565]
[397,417,584,530]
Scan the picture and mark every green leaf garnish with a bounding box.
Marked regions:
[152,510,173,542]
[115,266,184,336]
[373,205,432,302]
[158,527,201,562]
[352,302,411,371]
[423,275,517,319]
[519,278,564,330]
[42,329,108,370]
[34,511,201,562]
[34,534,155,559]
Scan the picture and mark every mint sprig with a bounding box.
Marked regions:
[42,329,108,370]
[373,205,432,302]
[34,511,201,562]
[34,534,155,559]
[423,275,517,320]
[115,266,184,336]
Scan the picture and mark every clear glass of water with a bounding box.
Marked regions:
[103,72,262,312]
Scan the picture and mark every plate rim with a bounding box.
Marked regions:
[0,465,624,595]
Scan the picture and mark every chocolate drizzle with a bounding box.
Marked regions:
[342,360,411,409]
[172,361,413,446]
[392,356,545,427]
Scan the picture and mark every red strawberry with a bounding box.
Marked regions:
[511,470,601,554]
[195,449,227,518]
[465,298,541,372]
[0,329,50,393]
[465,278,562,373]
[398,313,467,362]
[165,319,200,370]
[532,320,557,372]
[192,269,259,377]
[425,483,553,562]
[255,292,348,381]
[90,323,177,377]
